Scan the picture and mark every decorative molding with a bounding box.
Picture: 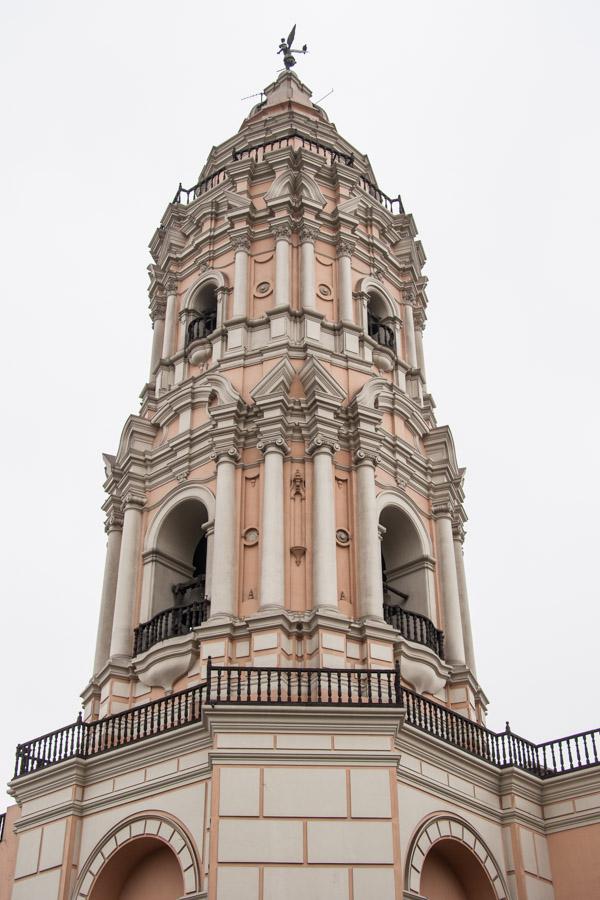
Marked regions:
[290,470,306,498]
[257,435,290,455]
[271,222,293,241]
[165,276,178,295]
[122,492,146,512]
[210,445,240,464]
[231,234,251,253]
[354,449,381,466]
[306,435,340,456]
[299,223,320,244]
[336,238,355,258]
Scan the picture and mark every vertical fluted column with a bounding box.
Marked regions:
[161,277,178,360]
[453,524,477,675]
[413,306,428,383]
[210,449,239,619]
[355,453,384,619]
[109,493,146,660]
[434,505,466,664]
[258,438,288,608]
[310,439,339,609]
[299,225,318,311]
[93,512,123,674]
[273,224,292,307]
[203,520,215,598]
[148,298,166,382]
[337,239,354,323]
[231,235,250,319]
[403,286,418,369]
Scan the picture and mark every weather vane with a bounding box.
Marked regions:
[277,25,307,70]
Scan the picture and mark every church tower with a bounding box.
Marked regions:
[1,57,599,900]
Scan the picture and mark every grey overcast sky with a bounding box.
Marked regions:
[1,1,598,807]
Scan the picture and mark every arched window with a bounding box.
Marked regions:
[367,291,395,351]
[150,498,209,615]
[186,282,218,345]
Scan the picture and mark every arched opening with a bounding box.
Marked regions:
[89,837,184,900]
[187,282,218,344]
[420,838,496,900]
[380,504,431,619]
[367,290,395,351]
[151,498,209,616]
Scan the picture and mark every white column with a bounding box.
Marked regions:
[414,307,427,383]
[311,441,339,609]
[453,526,477,675]
[161,279,178,360]
[355,455,384,618]
[232,236,250,319]
[258,439,287,608]
[337,240,354,323]
[273,224,291,308]
[403,298,418,369]
[93,513,123,674]
[203,520,215,598]
[109,494,145,660]
[434,507,466,665]
[210,450,238,618]
[299,225,318,311]
[148,302,166,382]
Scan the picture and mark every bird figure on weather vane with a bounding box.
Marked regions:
[277,25,307,70]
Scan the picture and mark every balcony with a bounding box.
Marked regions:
[133,591,210,657]
[383,598,445,659]
[13,661,600,781]
[367,313,395,351]
[186,312,217,345]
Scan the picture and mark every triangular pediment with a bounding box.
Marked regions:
[251,358,296,401]
[298,356,346,404]
[264,169,326,209]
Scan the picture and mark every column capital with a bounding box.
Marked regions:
[231,234,251,253]
[353,290,370,307]
[257,435,290,455]
[165,275,178,295]
[210,446,240,464]
[413,306,427,330]
[216,285,233,298]
[271,222,293,242]
[122,492,146,512]
[432,500,454,519]
[307,436,340,456]
[104,510,124,534]
[402,285,417,307]
[452,521,466,543]
[299,223,320,244]
[336,237,355,258]
[377,523,387,541]
[149,297,167,322]
[354,449,381,466]
[201,518,215,537]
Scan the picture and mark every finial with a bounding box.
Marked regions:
[277,24,307,71]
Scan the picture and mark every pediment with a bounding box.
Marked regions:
[251,358,296,400]
[299,356,346,404]
[264,168,326,209]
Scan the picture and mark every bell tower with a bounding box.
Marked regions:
[3,53,600,900]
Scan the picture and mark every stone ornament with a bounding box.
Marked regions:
[336,238,355,258]
[243,527,259,545]
[256,281,271,294]
[318,283,332,298]
[299,224,320,244]
[271,223,293,241]
[336,528,350,545]
[231,234,251,253]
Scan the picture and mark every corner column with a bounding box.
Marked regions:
[299,225,319,311]
[161,277,178,360]
[355,453,385,619]
[413,306,428,383]
[202,519,215,599]
[310,439,339,609]
[231,235,250,319]
[453,524,477,675]
[434,504,466,665]
[337,239,355,323]
[93,511,123,674]
[109,493,146,660]
[272,223,292,308]
[258,438,288,608]
[210,448,239,619]
[148,298,166,382]
[402,286,418,369]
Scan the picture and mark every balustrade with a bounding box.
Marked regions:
[133,596,210,657]
[383,601,445,659]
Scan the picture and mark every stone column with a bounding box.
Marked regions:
[299,225,318,311]
[258,438,288,608]
[93,512,123,674]
[109,493,146,660]
[161,278,178,360]
[453,524,477,675]
[148,299,166,381]
[310,439,339,609]
[231,236,250,319]
[403,287,418,369]
[414,306,428,383]
[355,453,384,619]
[273,224,292,308]
[434,505,466,665]
[210,449,239,619]
[337,239,355,323]
[202,520,215,598]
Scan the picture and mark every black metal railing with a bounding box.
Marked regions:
[206,660,401,707]
[173,131,405,216]
[14,683,205,778]
[12,664,600,781]
[368,316,396,351]
[186,312,217,345]
[384,602,445,659]
[0,812,5,842]
[133,597,210,657]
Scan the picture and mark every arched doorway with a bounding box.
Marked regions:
[89,837,184,900]
[420,838,496,900]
